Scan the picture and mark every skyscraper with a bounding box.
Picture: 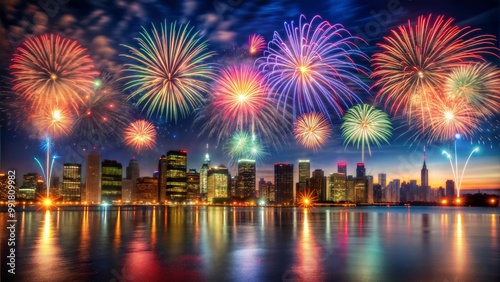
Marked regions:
[200,144,210,199]
[378,173,387,201]
[237,159,256,198]
[310,169,325,201]
[421,149,429,201]
[166,150,187,202]
[337,162,347,175]
[62,163,81,201]
[298,160,310,196]
[85,153,100,203]
[274,163,294,204]
[126,159,140,202]
[101,160,122,203]
[18,173,42,200]
[329,173,346,202]
[186,169,200,201]
[356,163,366,178]
[158,155,167,203]
[207,165,229,203]
[135,177,158,204]
[446,180,455,198]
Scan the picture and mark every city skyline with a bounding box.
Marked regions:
[0,0,499,192]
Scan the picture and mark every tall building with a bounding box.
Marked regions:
[421,149,429,201]
[310,169,325,201]
[329,173,346,202]
[166,150,187,202]
[446,180,455,198]
[409,180,418,201]
[62,163,82,201]
[378,173,387,201]
[367,175,374,204]
[356,163,366,178]
[337,162,347,175]
[135,177,158,203]
[274,163,294,204]
[200,145,211,199]
[392,179,401,202]
[157,155,167,203]
[121,179,133,203]
[207,165,229,203]
[0,173,8,201]
[186,169,200,201]
[19,173,43,200]
[237,159,256,198]
[126,159,140,202]
[258,178,266,198]
[354,178,367,203]
[85,153,100,203]
[298,160,310,197]
[101,160,122,203]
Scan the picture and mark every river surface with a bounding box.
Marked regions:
[1,206,499,282]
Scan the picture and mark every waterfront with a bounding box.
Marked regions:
[1,206,499,281]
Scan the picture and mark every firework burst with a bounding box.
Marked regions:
[10,34,97,112]
[298,189,318,208]
[248,34,266,55]
[223,131,268,165]
[73,74,133,142]
[33,105,74,139]
[445,63,500,117]
[372,15,498,118]
[124,120,157,152]
[198,65,289,146]
[341,104,393,162]
[257,15,369,120]
[121,21,216,122]
[294,112,332,150]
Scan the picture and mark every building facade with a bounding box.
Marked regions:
[207,165,229,203]
[274,163,294,204]
[166,150,187,202]
[237,159,256,199]
[85,153,100,203]
[62,163,82,201]
[101,160,122,203]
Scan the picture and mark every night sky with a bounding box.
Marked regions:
[1,0,499,191]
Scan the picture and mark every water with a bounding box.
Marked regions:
[1,206,499,282]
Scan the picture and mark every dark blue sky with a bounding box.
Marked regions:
[1,0,499,190]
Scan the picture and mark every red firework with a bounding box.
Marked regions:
[248,34,266,55]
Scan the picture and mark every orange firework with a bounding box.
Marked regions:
[248,34,266,55]
[298,189,318,208]
[33,105,74,139]
[124,120,157,151]
[10,34,97,112]
[294,112,332,150]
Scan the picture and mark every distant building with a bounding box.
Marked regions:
[378,173,387,201]
[158,155,167,203]
[298,160,310,197]
[166,150,187,202]
[237,159,256,198]
[121,179,133,203]
[356,163,366,178]
[200,147,211,199]
[0,173,9,201]
[421,152,429,201]
[101,160,122,203]
[135,177,158,203]
[18,173,43,200]
[446,180,455,198]
[329,173,346,202]
[310,169,326,201]
[410,180,418,201]
[126,159,140,202]
[207,165,229,203]
[186,169,200,201]
[274,163,293,204]
[85,153,101,203]
[62,163,82,202]
[337,162,347,175]
[259,179,275,202]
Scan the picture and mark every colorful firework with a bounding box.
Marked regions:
[33,105,74,139]
[298,189,318,208]
[445,63,500,117]
[341,104,393,162]
[124,120,157,152]
[248,34,266,55]
[372,15,498,118]
[73,74,133,142]
[294,112,332,150]
[426,96,480,143]
[223,131,268,165]
[257,15,369,120]
[121,21,216,122]
[10,34,97,112]
[198,65,290,146]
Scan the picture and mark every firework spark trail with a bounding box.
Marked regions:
[121,21,216,122]
[124,120,157,152]
[294,112,332,150]
[248,34,266,55]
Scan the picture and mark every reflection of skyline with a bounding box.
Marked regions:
[1,206,499,280]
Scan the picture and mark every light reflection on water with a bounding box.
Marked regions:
[1,206,499,282]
